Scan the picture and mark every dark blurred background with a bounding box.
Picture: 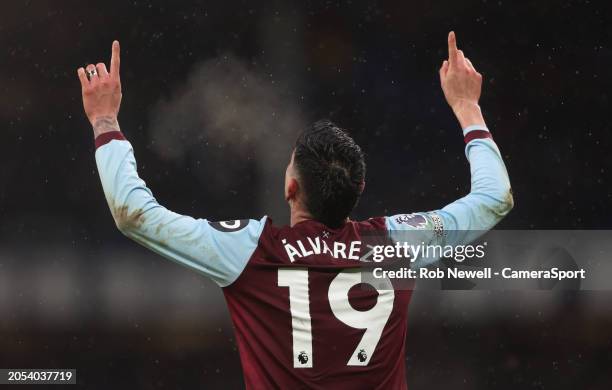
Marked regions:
[0,0,611,388]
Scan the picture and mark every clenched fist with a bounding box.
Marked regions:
[77,41,122,137]
[439,32,485,129]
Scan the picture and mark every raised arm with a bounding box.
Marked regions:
[77,42,265,287]
[387,32,513,249]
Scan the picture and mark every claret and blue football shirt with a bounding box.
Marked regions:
[94,125,512,389]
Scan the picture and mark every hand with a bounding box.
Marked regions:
[77,41,122,137]
[439,32,485,128]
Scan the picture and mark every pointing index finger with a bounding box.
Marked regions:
[110,40,120,78]
[448,31,458,66]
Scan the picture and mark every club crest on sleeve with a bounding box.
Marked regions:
[394,214,427,229]
[209,219,249,232]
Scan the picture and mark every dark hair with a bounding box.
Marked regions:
[293,119,366,228]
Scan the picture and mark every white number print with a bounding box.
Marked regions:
[328,270,394,366]
[278,268,394,368]
[278,268,313,368]
[220,220,240,229]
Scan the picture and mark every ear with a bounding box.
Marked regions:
[358,180,365,194]
[286,177,299,202]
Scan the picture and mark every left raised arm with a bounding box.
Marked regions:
[77,42,265,287]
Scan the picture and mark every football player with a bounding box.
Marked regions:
[77,31,513,389]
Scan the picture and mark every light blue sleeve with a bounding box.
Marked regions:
[386,127,513,261]
[95,138,266,287]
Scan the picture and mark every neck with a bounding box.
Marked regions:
[290,207,313,227]
[289,208,350,227]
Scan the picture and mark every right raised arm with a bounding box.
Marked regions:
[79,41,266,287]
[437,31,514,238]
[386,32,513,254]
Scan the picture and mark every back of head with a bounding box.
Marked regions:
[293,119,366,228]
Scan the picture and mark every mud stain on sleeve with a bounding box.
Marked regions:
[155,223,165,236]
[490,188,515,217]
[505,188,515,210]
[110,200,146,232]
